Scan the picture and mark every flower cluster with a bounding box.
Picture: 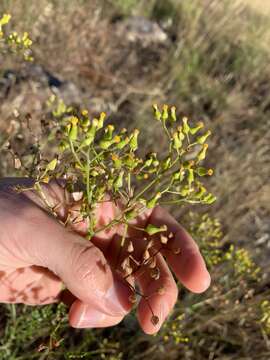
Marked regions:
[261,300,270,336]
[0,14,33,61]
[224,245,260,280]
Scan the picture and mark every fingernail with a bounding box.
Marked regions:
[74,306,106,328]
[201,272,211,292]
[150,302,170,333]
[160,301,170,323]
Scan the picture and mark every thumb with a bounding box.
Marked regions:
[22,209,131,317]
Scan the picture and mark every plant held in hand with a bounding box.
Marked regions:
[12,101,215,327]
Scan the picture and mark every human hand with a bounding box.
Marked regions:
[0,178,210,334]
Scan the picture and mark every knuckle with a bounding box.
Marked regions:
[70,242,109,284]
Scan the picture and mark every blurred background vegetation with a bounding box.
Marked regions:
[0,0,269,359]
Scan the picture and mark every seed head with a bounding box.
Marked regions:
[151,315,159,326]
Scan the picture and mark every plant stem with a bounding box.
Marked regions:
[132,177,160,204]
[69,138,83,168]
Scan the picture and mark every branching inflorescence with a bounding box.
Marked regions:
[13,99,216,325]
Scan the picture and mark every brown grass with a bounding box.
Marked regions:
[244,0,270,14]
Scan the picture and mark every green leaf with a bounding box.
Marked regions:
[145,224,167,236]
[113,171,124,190]
[46,158,58,171]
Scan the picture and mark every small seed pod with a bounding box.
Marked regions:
[125,266,133,277]
[151,315,159,326]
[173,247,181,255]
[146,239,154,250]
[120,261,133,276]
[197,143,208,162]
[127,241,134,253]
[162,104,169,121]
[153,104,161,121]
[160,234,168,245]
[182,116,190,135]
[143,249,150,261]
[196,130,211,145]
[72,191,83,202]
[170,106,177,122]
[150,267,160,280]
[148,256,157,269]
[128,293,137,304]
[121,257,130,270]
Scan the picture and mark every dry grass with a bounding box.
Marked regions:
[243,0,270,14]
[0,0,270,358]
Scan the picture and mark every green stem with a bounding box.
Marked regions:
[132,177,160,204]
[160,199,201,205]
[162,121,171,141]
[69,138,83,168]
[93,218,123,235]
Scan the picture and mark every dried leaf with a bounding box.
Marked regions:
[146,239,154,250]
[14,157,21,169]
[121,257,130,270]
[160,235,168,245]
[150,267,160,280]
[127,241,134,253]
[72,191,84,202]
[143,249,150,261]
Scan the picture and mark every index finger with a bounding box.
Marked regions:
[148,206,211,293]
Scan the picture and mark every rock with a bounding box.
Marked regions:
[117,16,168,46]
[0,63,84,106]
[0,70,17,100]
[53,81,84,105]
